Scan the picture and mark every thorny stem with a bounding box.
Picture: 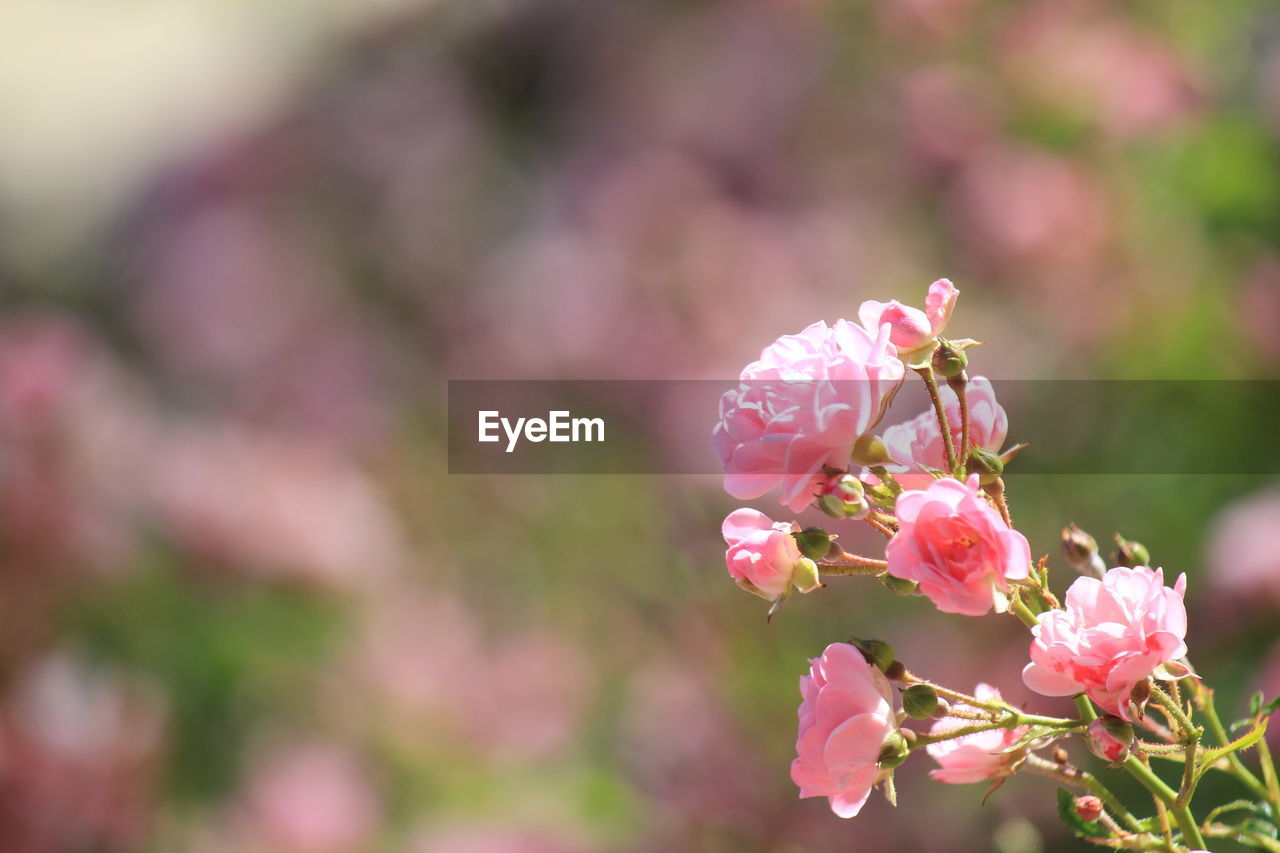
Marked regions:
[1022,754,1146,835]
[901,674,1080,729]
[916,365,957,473]
[1123,756,1206,850]
[955,378,971,471]
[1195,682,1271,803]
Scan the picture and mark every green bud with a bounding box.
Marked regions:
[1113,534,1150,568]
[877,730,911,769]
[879,573,919,596]
[966,447,1005,485]
[932,338,968,379]
[851,433,893,468]
[851,637,896,674]
[902,684,940,719]
[791,557,821,594]
[793,527,833,560]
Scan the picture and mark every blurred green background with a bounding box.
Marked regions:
[0,0,1279,851]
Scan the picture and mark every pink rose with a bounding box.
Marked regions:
[858,279,959,359]
[885,475,1031,616]
[1022,566,1189,721]
[722,508,819,600]
[926,684,1028,784]
[791,643,900,818]
[713,320,904,512]
[879,375,1008,489]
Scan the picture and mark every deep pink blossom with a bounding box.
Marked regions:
[885,475,1031,616]
[927,684,1027,784]
[791,643,899,818]
[1023,566,1189,721]
[714,320,904,512]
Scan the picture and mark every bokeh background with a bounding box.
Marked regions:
[2,0,1280,851]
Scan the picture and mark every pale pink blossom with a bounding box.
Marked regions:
[791,642,899,818]
[714,320,904,511]
[722,509,818,600]
[879,375,1007,489]
[927,684,1027,784]
[858,278,959,359]
[885,475,1030,616]
[1023,566,1189,721]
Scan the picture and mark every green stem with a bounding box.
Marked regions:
[1021,754,1146,834]
[1076,694,1099,723]
[1010,596,1039,629]
[1124,757,1205,849]
[915,365,957,473]
[1201,689,1271,802]
[956,379,970,474]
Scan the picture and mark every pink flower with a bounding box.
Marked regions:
[879,375,1007,489]
[722,509,818,600]
[791,643,900,818]
[927,684,1028,783]
[1022,566,1189,721]
[858,279,959,359]
[885,475,1031,616]
[713,320,904,512]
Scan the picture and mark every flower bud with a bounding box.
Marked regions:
[791,557,821,594]
[792,527,833,560]
[932,338,968,378]
[879,573,920,596]
[965,447,1004,485]
[851,433,894,467]
[902,684,940,719]
[1062,523,1106,579]
[877,730,911,769]
[816,473,870,520]
[1073,795,1104,823]
[1086,716,1134,765]
[1113,534,1150,568]
[851,638,896,674]
[883,660,907,682]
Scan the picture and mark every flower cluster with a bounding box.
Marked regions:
[709,280,1265,853]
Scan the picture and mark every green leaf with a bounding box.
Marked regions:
[1056,788,1103,840]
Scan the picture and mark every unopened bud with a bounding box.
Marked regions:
[1062,523,1106,579]
[966,447,1004,485]
[851,433,894,468]
[880,573,920,596]
[902,684,940,719]
[1052,746,1070,765]
[793,527,833,560]
[851,637,896,674]
[883,660,906,682]
[1073,795,1104,823]
[817,474,870,520]
[1086,716,1134,765]
[791,557,821,594]
[877,730,911,769]
[1113,534,1150,568]
[932,339,968,378]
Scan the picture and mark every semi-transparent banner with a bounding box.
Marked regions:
[447,380,1280,475]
